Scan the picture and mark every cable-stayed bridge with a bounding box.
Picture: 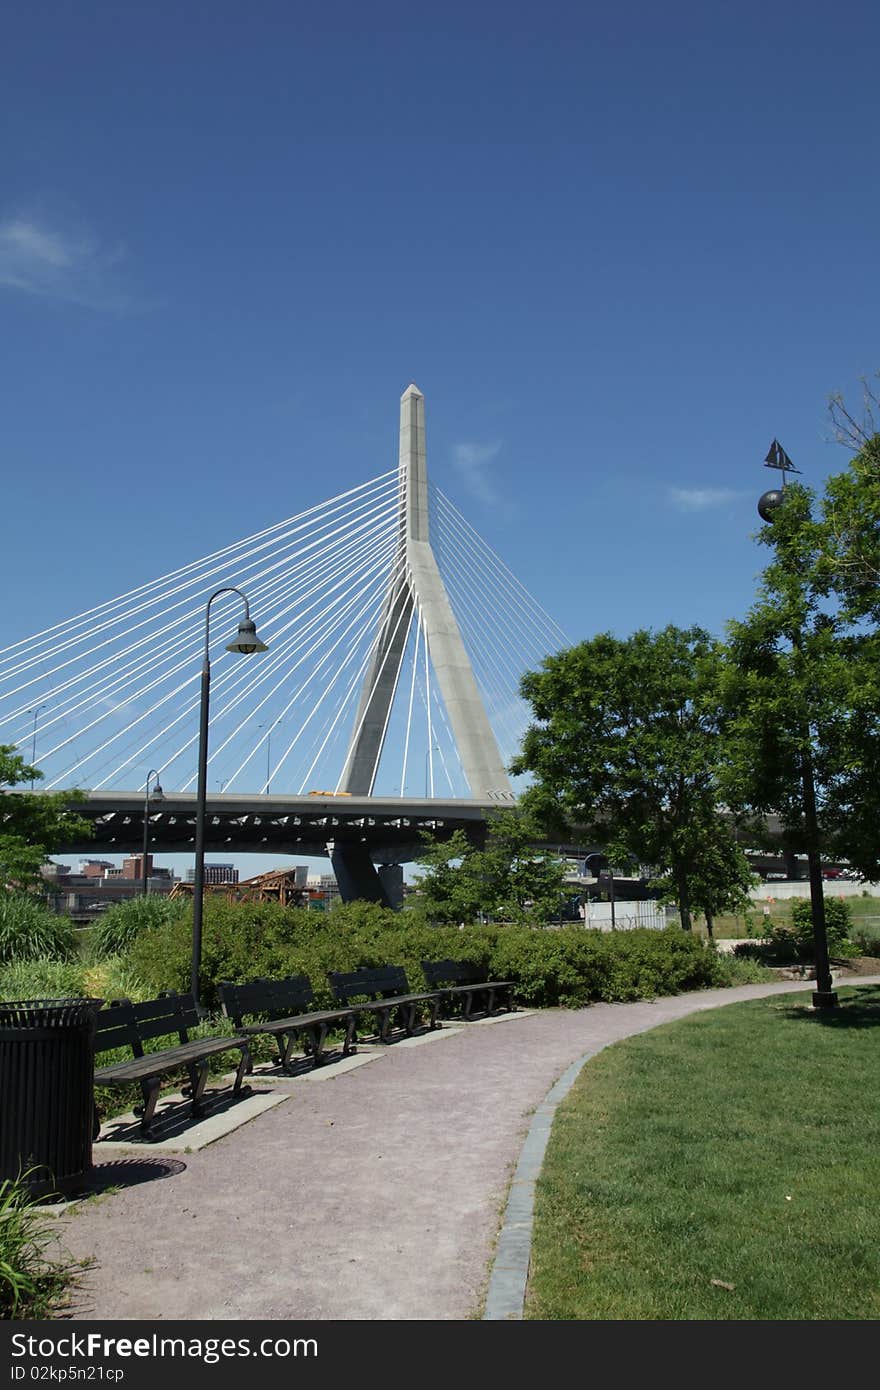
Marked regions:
[1,386,568,903]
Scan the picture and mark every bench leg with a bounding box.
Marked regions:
[231,1046,250,1095]
[378,1009,393,1043]
[342,1015,358,1056]
[427,998,439,1030]
[136,1078,162,1138]
[184,1060,209,1115]
[310,1022,329,1066]
[463,991,476,1021]
[486,987,497,1016]
[279,1031,298,1069]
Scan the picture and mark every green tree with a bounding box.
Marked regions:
[814,379,880,623]
[0,745,92,890]
[412,810,566,925]
[678,815,757,938]
[512,625,741,931]
[721,473,878,881]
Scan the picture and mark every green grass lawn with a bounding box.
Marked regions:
[696,893,880,940]
[526,985,880,1320]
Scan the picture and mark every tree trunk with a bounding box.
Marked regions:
[705,912,714,940]
[676,871,692,931]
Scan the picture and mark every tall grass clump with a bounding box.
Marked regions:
[0,1173,85,1318]
[88,893,188,959]
[0,957,86,1001]
[0,894,76,964]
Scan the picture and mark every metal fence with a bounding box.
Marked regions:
[580,900,666,932]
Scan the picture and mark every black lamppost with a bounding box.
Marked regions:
[191,588,267,1008]
[142,769,163,896]
[598,867,616,930]
[758,441,837,1010]
[584,853,616,929]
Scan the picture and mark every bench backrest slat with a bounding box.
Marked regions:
[219,975,315,1024]
[95,998,142,1057]
[129,992,199,1043]
[94,992,200,1058]
[327,965,410,1004]
[422,958,487,989]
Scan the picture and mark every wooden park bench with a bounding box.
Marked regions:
[218,975,361,1071]
[421,959,515,1020]
[326,965,442,1044]
[93,991,251,1139]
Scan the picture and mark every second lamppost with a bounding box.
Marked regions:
[191,587,267,1009]
[141,769,163,896]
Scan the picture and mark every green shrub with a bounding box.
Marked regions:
[0,894,76,965]
[126,897,497,1010]
[0,957,87,1001]
[850,922,880,958]
[126,901,736,1011]
[788,896,853,957]
[711,952,776,984]
[489,926,722,1006]
[88,893,188,959]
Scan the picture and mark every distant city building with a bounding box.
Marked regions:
[43,857,177,920]
[122,854,152,879]
[79,859,115,879]
[186,862,239,885]
[306,872,341,904]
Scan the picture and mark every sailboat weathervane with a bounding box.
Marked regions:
[764,438,800,485]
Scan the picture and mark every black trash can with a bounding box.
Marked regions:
[0,997,103,1198]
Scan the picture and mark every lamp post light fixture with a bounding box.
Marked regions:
[142,770,164,896]
[758,441,836,1010]
[191,587,267,1009]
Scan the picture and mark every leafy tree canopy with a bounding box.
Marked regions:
[512,625,751,930]
[720,454,880,880]
[0,746,92,890]
[412,809,567,926]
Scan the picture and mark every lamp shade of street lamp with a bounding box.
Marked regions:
[225,618,267,655]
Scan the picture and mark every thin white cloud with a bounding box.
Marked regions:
[451,439,505,508]
[668,486,745,512]
[0,214,135,311]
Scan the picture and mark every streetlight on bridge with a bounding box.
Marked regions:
[259,718,283,796]
[191,588,267,1009]
[141,770,163,896]
[25,704,47,789]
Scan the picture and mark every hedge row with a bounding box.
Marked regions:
[123,898,765,1010]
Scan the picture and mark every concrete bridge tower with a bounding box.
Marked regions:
[331,385,512,902]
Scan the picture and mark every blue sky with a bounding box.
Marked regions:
[3,1,878,876]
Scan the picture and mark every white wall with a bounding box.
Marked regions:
[750,881,880,901]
